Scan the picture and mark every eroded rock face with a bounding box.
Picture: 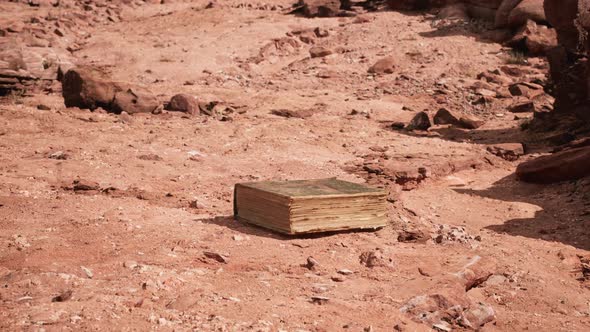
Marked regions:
[544,0,590,122]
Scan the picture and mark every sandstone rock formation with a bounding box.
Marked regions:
[62,67,160,114]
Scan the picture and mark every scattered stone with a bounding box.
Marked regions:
[81,266,93,279]
[309,46,333,58]
[271,108,314,119]
[508,82,544,99]
[397,228,428,243]
[433,224,477,246]
[48,151,69,160]
[475,88,496,98]
[310,295,329,304]
[52,290,73,302]
[138,154,162,161]
[37,104,51,110]
[454,256,496,290]
[297,0,341,17]
[305,256,319,271]
[331,275,345,282]
[509,100,535,113]
[167,93,199,115]
[12,235,30,251]
[406,111,431,131]
[484,274,507,286]
[459,302,496,329]
[314,27,329,37]
[368,56,396,74]
[123,260,139,269]
[72,179,100,191]
[417,266,434,277]
[189,199,206,209]
[487,143,524,161]
[516,146,590,183]
[359,250,391,268]
[203,251,229,263]
[337,269,353,275]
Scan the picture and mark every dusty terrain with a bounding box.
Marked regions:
[1,0,590,331]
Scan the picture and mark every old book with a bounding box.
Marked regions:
[233,178,388,234]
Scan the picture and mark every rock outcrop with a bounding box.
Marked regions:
[544,0,590,123]
[516,146,590,183]
[62,67,160,114]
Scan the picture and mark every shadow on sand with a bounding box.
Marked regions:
[198,215,386,240]
[453,173,590,251]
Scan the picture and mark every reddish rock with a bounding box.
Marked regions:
[433,108,461,126]
[72,179,100,191]
[516,146,590,183]
[509,100,535,113]
[368,56,396,74]
[459,115,484,129]
[309,46,333,58]
[167,94,199,115]
[508,82,544,99]
[487,143,525,161]
[508,20,557,56]
[406,111,431,131]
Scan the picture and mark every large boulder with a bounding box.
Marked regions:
[62,67,117,110]
[507,0,546,27]
[62,67,160,114]
[516,146,590,183]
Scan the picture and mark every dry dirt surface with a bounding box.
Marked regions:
[1,0,590,331]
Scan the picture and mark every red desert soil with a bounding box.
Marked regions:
[1,0,589,331]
